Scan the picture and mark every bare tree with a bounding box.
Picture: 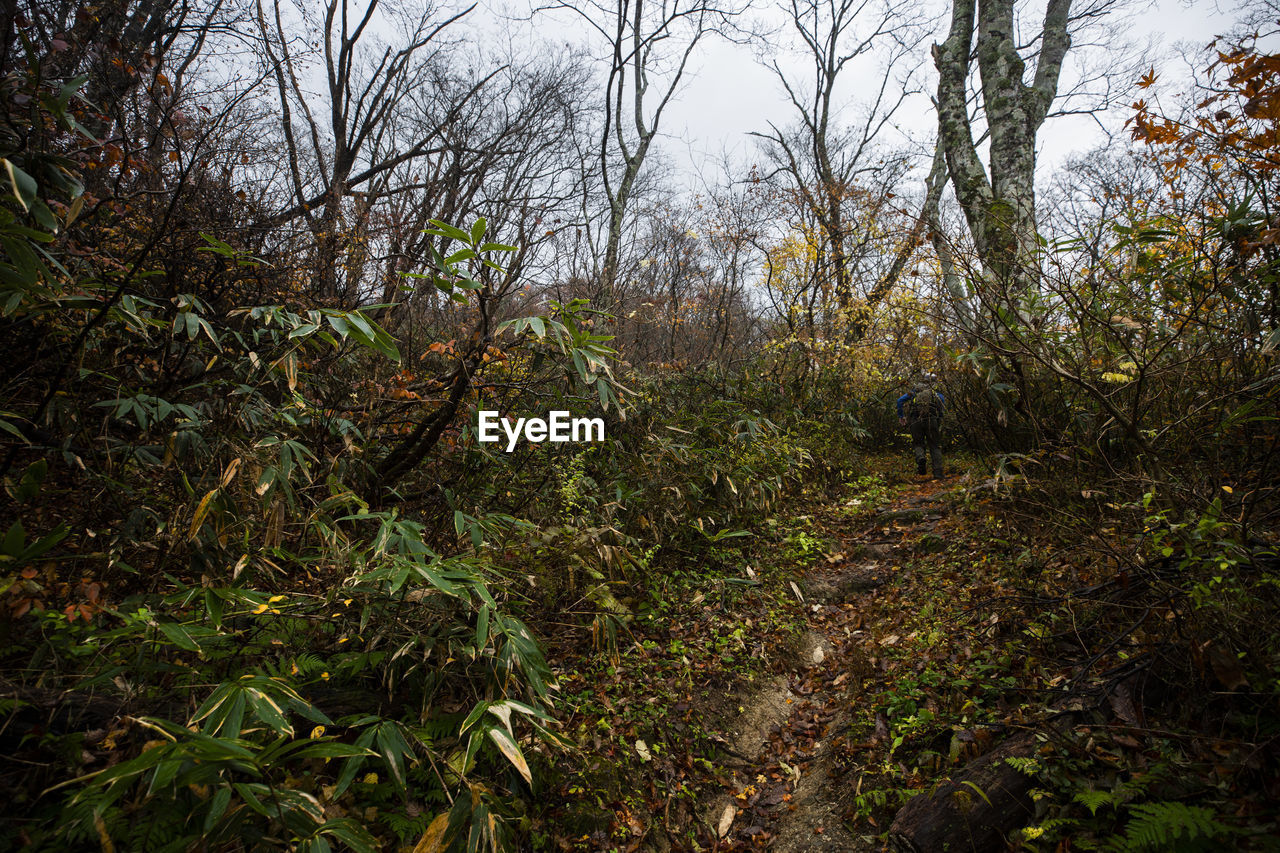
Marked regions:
[751,0,930,341]
[541,0,748,309]
[253,0,483,303]
[369,55,596,335]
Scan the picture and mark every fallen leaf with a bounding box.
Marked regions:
[1108,683,1143,727]
[1207,645,1249,691]
[718,804,735,838]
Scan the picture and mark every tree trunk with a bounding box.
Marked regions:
[921,145,975,335]
[933,0,1072,295]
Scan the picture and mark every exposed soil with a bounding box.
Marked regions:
[675,476,953,851]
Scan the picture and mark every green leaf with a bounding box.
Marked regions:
[338,311,401,361]
[485,700,546,738]
[414,560,460,598]
[317,818,379,853]
[0,234,41,283]
[3,159,37,212]
[460,701,492,735]
[198,233,236,258]
[345,311,375,340]
[246,685,292,736]
[303,836,332,853]
[147,752,183,795]
[211,690,245,738]
[205,589,224,629]
[334,726,377,796]
[374,722,413,789]
[326,314,349,336]
[256,467,276,497]
[2,520,26,556]
[469,218,486,244]
[158,621,200,652]
[959,779,992,807]
[234,782,273,817]
[368,322,401,362]
[426,220,471,244]
[476,605,490,649]
[29,199,57,232]
[1073,789,1115,816]
[0,414,29,443]
[204,785,232,832]
[292,741,377,761]
[12,459,46,503]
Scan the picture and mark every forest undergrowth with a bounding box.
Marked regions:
[4,4,1280,851]
[534,452,1280,852]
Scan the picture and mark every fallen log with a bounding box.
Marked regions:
[888,732,1038,852]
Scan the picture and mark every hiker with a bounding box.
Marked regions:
[897,377,945,479]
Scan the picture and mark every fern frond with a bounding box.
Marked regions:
[1005,755,1041,776]
[1110,801,1235,852]
[381,810,432,843]
[418,712,466,741]
[1075,788,1119,816]
[294,652,328,675]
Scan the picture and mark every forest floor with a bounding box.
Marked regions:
[529,445,1280,850]
[529,451,1280,852]
[533,453,999,851]
[682,468,961,853]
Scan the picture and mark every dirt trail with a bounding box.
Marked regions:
[699,477,952,851]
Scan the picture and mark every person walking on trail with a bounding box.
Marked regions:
[898,377,945,479]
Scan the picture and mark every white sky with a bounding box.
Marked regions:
[671,0,1237,179]
[487,0,1244,188]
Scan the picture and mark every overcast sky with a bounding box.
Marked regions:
[489,0,1244,188]
[668,0,1234,174]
